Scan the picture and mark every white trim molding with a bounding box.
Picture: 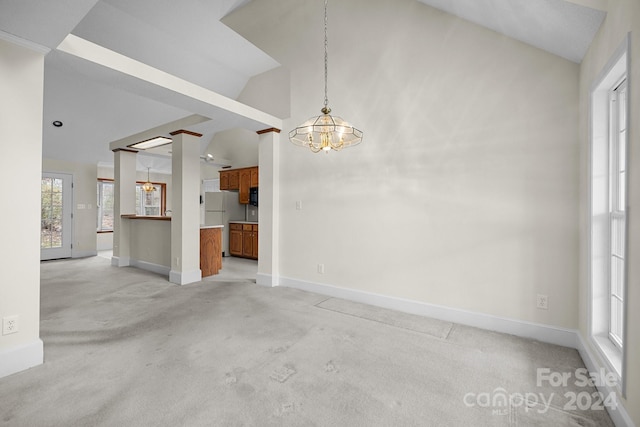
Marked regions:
[576,334,635,427]
[256,273,277,288]
[0,339,44,379]
[279,276,578,347]
[0,30,50,54]
[111,256,130,267]
[130,259,171,277]
[169,268,202,286]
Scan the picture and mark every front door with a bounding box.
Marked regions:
[41,173,73,260]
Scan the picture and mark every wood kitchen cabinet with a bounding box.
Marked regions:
[229,223,243,256]
[239,169,251,204]
[229,222,258,259]
[218,166,258,204]
[251,225,258,258]
[228,170,239,190]
[219,171,230,190]
[250,167,258,187]
[242,224,258,258]
[200,227,222,277]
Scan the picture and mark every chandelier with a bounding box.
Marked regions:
[142,167,155,192]
[288,0,363,153]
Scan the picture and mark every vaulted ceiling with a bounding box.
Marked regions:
[0,0,606,169]
[417,0,606,63]
[1,0,280,169]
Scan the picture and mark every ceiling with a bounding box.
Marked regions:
[1,0,280,171]
[417,0,606,63]
[0,0,606,171]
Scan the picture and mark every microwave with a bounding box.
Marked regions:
[249,187,258,207]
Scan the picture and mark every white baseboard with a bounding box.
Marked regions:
[275,275,635,427]
[130,259,170,277]
[575,334,635,427]
[169,268,202,285]
[279,276,577,347]
[256,273,277,287]
[0,339,43,379]
[111,256,130,267]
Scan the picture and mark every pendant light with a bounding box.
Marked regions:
[142,168,155,192]
[289,0,363,153]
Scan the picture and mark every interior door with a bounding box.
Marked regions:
[41,173,73,260]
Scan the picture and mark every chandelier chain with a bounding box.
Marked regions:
[324,0,329,111]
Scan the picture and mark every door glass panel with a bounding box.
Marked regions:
[41,177,64,249]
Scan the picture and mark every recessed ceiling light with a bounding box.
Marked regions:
[127,136,172,150]
[52,121,63,127]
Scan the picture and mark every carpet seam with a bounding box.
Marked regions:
[314,300,451,340]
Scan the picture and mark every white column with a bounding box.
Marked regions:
[169,130,202,285]
[111,149,137,267]
[0,37,45,378]
[256,128,280,287]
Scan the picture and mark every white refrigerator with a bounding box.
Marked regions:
[204,192,245,256]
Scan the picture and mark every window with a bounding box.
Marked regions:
[97,180,114,232]
[203,178,220,193]
[97,179,167,232]
[608,78,626,349]
[136,183,164,216]
[589,37,629,384]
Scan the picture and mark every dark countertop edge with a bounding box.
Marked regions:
[121,215,171,221]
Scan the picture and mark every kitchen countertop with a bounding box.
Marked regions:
[121,215,171,221]
[228,221,258,225]
[200,225,224,229]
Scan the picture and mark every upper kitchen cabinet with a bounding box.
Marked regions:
[219,166,258,204]
[239,168,251,204]
[219,169,240,191]
[219,171,230,190]
[228,170,240,190]
[250,168,258,187]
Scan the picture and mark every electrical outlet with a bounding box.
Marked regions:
[536,294,549,310]
[2,316,19,335]
[317,264,325,274]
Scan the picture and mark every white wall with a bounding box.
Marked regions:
[578,0,640,424]
[238,66,290,120]
[129,219,171,268]
[43,158,97,257]
[229,0,580,328]
[0,38,44,376]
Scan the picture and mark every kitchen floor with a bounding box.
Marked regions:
[208,256,258,282]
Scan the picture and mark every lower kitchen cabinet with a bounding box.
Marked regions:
[229,222,258,259]
[200,227,222,277]
[229,223,243,256]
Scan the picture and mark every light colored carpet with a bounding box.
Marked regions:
[0,256,614,426]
